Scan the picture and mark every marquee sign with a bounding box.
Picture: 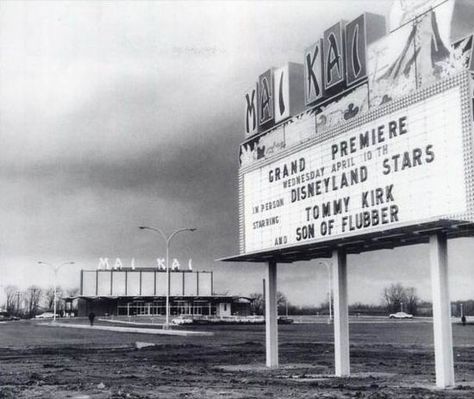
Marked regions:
[239,72,473,254]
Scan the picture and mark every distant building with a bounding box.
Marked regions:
[64,268,251,318]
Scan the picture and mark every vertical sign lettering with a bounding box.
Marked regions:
[345,15,367,86]
[274,65,289,123]
[258,69,274,126]
[304,40,324,106]
[244,84,258,136]
[323,21,346,91]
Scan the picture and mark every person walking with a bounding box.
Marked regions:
[88,312,95,326]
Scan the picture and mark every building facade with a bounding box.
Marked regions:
[65,268,251,318]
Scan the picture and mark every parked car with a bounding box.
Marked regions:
[34,312,57,319]
[171,316,193,325]
[277,316,294,324]
[389,311,413,319]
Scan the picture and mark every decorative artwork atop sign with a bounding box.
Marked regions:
[316,84,369,133]
[452,34,474,72]
[415,2,454,88]
[240,125,286,167]
[389,0,474,41]
[367,23,417,108]
[389,0,445,32]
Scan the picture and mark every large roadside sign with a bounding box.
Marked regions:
[239,73,473,255]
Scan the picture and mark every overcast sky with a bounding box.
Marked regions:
[1,0,473,307]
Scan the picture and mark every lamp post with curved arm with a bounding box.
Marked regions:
[317,260,333,324]
[38,261,75,322]
[139,225,196,329]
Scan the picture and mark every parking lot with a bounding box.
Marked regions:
[1,318,474,398]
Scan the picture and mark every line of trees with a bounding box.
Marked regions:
[247,283,425,317]
[3,285,79,318]
[249,291,289,315]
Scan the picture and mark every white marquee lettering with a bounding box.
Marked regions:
[157,258,166,270]
[98,258,110,270]
[113,258,123,270]
[171,258,180,270]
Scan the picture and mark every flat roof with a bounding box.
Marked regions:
[63,295,252,302]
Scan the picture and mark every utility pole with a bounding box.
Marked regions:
[38,261,75,322]
[139,225,196,329]
[16,291,20,315]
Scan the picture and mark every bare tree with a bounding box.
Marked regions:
[405,287,420,315]
[4,285,19,315]
[382,283,419,315]
[249,292,264,315]
[382,283,407,314]
[44,286,64,311]
[276,291,289,315]
[249,291,288,315]
[24,286,43,318]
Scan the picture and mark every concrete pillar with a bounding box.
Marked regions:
[430,233,455,388]
[332,249,350,376]
[265,260,278,368]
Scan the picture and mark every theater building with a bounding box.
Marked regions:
[65,268,251,318]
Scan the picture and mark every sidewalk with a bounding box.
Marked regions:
[39,322,214,336]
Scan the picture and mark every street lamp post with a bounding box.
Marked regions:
[139,225,196,329]
[317,260,333,324]
[38,261,75,322]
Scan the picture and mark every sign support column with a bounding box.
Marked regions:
[265,260,278,368]
[332,249,350,376]
[430,233,455,388]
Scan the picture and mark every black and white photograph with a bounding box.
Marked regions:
[1,0,474,397]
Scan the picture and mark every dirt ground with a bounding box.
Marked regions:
[1,319,474,398]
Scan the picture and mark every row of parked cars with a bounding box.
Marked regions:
[0,313,20,321]
[171,315,295,325]
[0,311,60,321]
